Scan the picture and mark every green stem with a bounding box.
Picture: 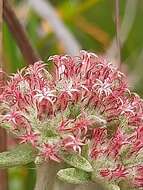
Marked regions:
[54,180,76,190]
[34,162,59,190]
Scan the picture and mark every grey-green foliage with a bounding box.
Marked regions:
[57,168,91,184]
[0,144,37,168]
[60,151,93,172]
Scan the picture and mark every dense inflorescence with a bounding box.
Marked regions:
[0,51,143,188]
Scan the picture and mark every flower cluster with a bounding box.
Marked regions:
[0,50,143,188]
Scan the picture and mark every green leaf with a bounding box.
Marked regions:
[57,168,90,184]
[108,184,120,190]
[60,152,93,172]
[0,144,37,168]
[81,143,90,159]
[119,180,135,190]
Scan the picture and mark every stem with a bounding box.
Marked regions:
[34,162,59,190]
[28,0,81,55]
[54,180,76,190]
[115,0,121,68]
[0,129,8,190]
[3,0,40,65]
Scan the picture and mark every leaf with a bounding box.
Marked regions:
[57,168,90,184]
[60,152,93,172]
[81,143,90,159]
[108,184,120,190]
[0,144,37,168]
[119,180,135,190]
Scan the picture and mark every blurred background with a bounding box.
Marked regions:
[1,0,143,189]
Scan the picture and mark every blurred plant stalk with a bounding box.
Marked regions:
[28,0,81,56]
[3,0,40,65]
[115,0,121,68]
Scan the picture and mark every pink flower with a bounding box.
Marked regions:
[57,79,79,99]
[111,165,128,180]
[73,118,93,135]
[58,119,73,132]
[3,111,20,125]
[79,50,98,75]
[49,55,76,80]
[26,61,46,76]
[100,168,111,178]
[40,143,60,162]
[62,133,85,154]
[100,165,128,181]
[92,79,113,97]
[19,130,39,146]
[3,111,31,129]
[1,51,143,188]
[106,129,130,158]
[34,87,56,103]
[37,98,54,120]
[92,128,106,146]
[132,165,143,188]
[56,92,70,111]
[130,126,143,154]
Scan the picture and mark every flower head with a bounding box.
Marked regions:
[1,51,143,188]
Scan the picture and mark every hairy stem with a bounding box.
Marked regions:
[34,162,59,190]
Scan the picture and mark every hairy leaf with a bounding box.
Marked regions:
[60,151,93,172]
[109,184,120,190]
[0,144,37,168]
[57,168,90,184]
